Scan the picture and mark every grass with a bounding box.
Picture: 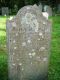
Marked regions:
[0,16,60,80]
[48,16,60,80]
[0,16,8,80]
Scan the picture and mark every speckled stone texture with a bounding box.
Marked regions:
[6,5,51,80]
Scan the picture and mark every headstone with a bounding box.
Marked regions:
[38,3,42,12]
[42,12,49,19]
[6,5,51,80]
[44,5,47,12]
[58,4,60,12]
[14,4,18,13]
[0,8,1,15]
[2,7,9,15]
[44,5,52,16]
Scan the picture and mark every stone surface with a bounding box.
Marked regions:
[42,12,49,19]
[58,4,60,12]
[2,7,9,15]
[44,5,52,16]
[38,3,42,12]
[6,5,51,80]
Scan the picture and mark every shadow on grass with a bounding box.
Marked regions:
[0,29,6,32]
[0,35,8,80]
[0,51,8,80]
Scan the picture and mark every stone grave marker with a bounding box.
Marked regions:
[6,5,51,80]
[58,4,60,12]
[38,3,42,12]
[2,7,9,15]
[44,5,52,16]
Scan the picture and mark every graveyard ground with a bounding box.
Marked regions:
[0,16,60,80]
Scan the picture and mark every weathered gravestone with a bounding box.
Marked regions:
[58,4,60,12]
[6,5,51,80]
[2,7,9,15]
[44,5,52,16]
[38,3,42,12]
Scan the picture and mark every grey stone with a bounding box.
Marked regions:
[58,4,60,12]
[6,5,52,80]
[2,7,9,15]
[38,3,42,12]
[44,5,52,16]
